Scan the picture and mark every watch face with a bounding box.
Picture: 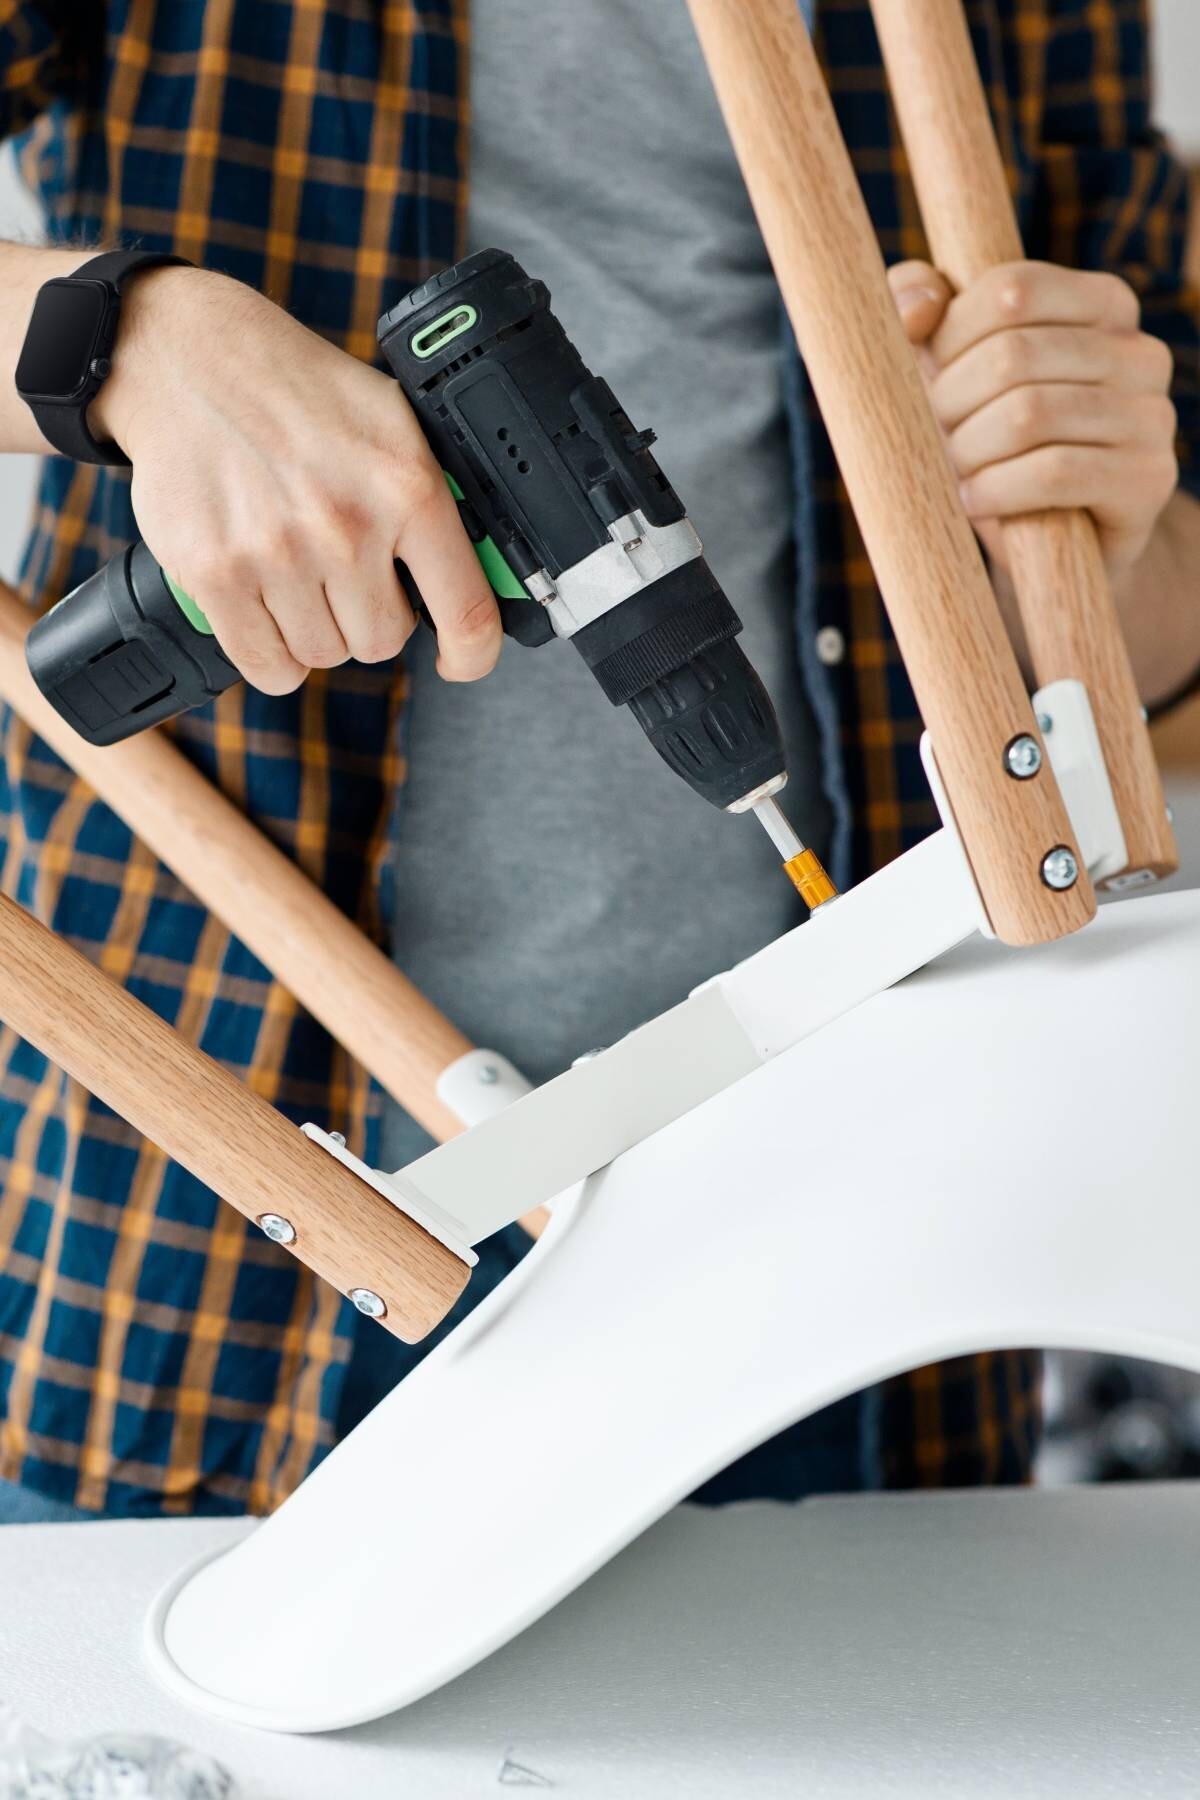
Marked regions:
[15,279,109,401]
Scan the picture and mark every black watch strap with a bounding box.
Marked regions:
[25,250,190,467]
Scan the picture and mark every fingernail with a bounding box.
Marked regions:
[895,284,943,317]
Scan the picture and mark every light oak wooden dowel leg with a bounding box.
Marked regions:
[0,583,469,1141]
[868,0,1177,887]
[687,0,1095,947]
[0,884,469,1341]
[0,581,549,1237]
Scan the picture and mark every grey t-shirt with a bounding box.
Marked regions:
[381,0,829,1169]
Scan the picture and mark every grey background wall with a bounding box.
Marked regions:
[1155,0,1200,158]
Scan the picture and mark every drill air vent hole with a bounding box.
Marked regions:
[497,428,509,442]
[517,460,531,474]
[506,444,519,458]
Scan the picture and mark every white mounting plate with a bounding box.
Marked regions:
[356,825,983,1247]
[148,888,1200,1733]
[299,684,1114,1252]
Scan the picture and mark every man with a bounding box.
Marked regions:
[0,0,1195,1523]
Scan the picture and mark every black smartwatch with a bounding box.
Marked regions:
[14,249,190,466]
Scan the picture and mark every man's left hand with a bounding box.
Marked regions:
[889,259,1179,583]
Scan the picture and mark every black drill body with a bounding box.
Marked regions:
[27,249,787,814]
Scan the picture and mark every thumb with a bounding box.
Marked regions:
[888,260,953,345]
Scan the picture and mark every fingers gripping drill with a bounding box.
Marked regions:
[25,249,835,905]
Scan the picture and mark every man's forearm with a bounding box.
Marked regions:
[1112,490,1200,709]
[991,490,1200,713]
[0,240,95,454]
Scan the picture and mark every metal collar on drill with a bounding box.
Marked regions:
[525,513,704,638]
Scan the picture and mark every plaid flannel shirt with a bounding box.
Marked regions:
[0,0,1195,1516]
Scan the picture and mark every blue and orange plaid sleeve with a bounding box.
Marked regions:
[1031,0,1200,498]
[0,0,1187,1520]
[0,0,85,140]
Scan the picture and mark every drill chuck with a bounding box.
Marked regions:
[379,248,787,812]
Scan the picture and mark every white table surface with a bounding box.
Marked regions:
[1,1482,1198,1798]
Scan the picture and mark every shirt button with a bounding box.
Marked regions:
[815,626,845,666]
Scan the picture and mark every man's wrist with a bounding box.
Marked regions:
[87,263,203,453]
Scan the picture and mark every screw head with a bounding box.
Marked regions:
[349,1288,387,1320]
[328,1130,346,1147]
[1036,712,1054,735]
[477,1064,500,1086]
[258,1212,296,1246]
[1005,734,1043,780]
[1041,846,1080,891]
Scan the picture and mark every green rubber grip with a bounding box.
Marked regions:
[164,573,214,634]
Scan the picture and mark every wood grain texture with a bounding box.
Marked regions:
[0,884,469,1340]
[687,0,1094,945]
[869,0,1177,884]
[0,585,471,1141]
[0,583,549,1237]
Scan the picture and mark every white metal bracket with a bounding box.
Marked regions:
[298,676,1133,1251]
[435,1048,533,1128]
[1033,679,1129,885]
[300,1125,479,1268]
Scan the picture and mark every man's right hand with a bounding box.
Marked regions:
[87,264,502,692]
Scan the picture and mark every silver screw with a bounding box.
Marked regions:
[258,1212,296,1246]
[329,1131,346,1147]
[1036,712,1054,736]
[1041,846,1080,891]
[1005,734,1043,780]
[477,1064,500,1086]
[349,1288,388,1320]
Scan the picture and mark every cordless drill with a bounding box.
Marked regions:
[25,249,834,902]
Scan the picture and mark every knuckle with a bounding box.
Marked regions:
[1102,272,1140,325]
[249,521,303,572]
[1040,444,1076,489]
[220,636,298,695]
[448,591,502,644]
[350,598,414,664]
[1011,386,1045,435]
[1150,449,1180,503]
[393,458,446,522]
[1144,393,1178,441]
[993,330,1031,385]
[996,266,1034,319]
[356,623,412,664]
[357,636,408,666]
[1141,333,1175,387]
[183,551,247,601]
[287,630,347,670]
[253,665,305,696]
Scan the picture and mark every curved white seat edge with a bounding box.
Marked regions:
[145,889,1200,1734]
